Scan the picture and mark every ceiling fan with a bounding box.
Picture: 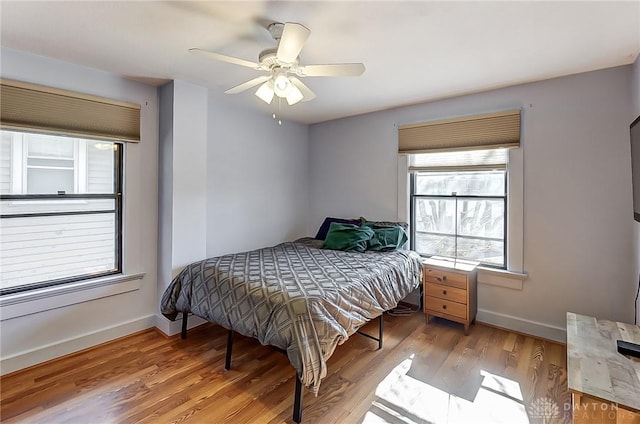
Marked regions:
[190,22,365,106]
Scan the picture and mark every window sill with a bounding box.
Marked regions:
[477,266,527,290]
[0,273,145,321]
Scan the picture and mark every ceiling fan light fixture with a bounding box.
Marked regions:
[255,81,275,104]
[285,85,304,105]
[273,70,292,97]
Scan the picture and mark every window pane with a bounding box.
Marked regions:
[414,198,456,234]
[27,168,74,194]
[28,134,74,158]
[0,130,116,195]
[0,213,117,289]
[457,238,504,267]
[86,141,115,194]
[0,198,114,216]
[414,233,456,258]
[0,132,11,194]
[27,158,74,168]
[0,129,121,292]
[457,199,504,239]
[415,171,505,196]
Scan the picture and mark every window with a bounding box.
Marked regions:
[0,78,140,296]
[0,130,123,294]
[410,148,507,268]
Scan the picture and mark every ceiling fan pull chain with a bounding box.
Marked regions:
[277,98,283,125]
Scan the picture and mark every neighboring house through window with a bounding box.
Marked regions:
[0,130,122,293]
[25,134,77,194]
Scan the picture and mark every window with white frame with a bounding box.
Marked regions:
[0,78,139,295]
[410,148,508,268]
[0,130,123,294]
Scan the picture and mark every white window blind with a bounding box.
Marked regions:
[409,148,507,172]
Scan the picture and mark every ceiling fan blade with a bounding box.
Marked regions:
[189,48,261,69]
[297,63,365,77]
[289,76,316,102]
[276,22,310,65]
[225,75,271,94]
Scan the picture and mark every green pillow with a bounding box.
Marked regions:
[323,222,375,253]
[367,226,408,251]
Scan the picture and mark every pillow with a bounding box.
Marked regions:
[360,218,409,250]
[360,217,409,232]
[314,217,362,240]
[367,226,408,251]
[322,222,375,253]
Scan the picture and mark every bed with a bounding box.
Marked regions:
[161,235,422,422]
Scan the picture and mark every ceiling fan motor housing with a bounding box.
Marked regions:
[258,48,299,70]
[267,22,285,41]
[258,48,279,69]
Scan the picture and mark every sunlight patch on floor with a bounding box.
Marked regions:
[363,356,530,424]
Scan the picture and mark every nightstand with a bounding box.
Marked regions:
[423,258,478,335]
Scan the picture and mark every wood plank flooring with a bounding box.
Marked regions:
[0,313,570,423]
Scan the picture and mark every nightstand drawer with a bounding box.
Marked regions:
[425,296,467,319]
[425,282,467,304]
[425,297,467,319]
[424,268,467,289]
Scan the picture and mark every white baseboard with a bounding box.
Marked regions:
[0,314,156,376]
[402,294,566,343]
[154,313,208,337]
[476,309,566,343]
[0,309,565,377]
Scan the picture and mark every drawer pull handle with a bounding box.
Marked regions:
[443,290,447,295]
[442,305,447,310]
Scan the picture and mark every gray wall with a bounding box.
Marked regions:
[309,65,635,339]
[206,92,309,257]
[156,80,210,335]
[157,81,174,325]
[632,55,640,325]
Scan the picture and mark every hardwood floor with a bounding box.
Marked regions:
[0,313,570,424]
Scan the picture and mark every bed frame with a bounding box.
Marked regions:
[180,311,384,423]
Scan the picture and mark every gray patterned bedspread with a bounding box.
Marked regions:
[160,237,422,394]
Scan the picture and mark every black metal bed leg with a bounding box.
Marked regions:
[378,313,384,350]
[224,330,234,371]
[293,373,303,423]
[181,312,188,339]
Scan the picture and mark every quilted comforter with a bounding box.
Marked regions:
[160,237,422,394]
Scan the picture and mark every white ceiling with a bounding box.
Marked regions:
[1,1,639,124]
